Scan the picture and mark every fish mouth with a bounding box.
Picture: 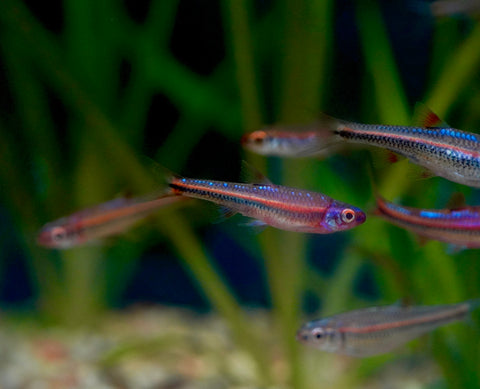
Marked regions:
[295,329,309,344]
[240,133,250,146]
[356,210,367,225]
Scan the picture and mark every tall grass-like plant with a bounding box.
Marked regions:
[0,1,480,387]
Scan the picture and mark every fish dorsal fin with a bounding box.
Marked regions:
[446,192,467,210]
[412,102,449,128]
[240,160,272,185]
[392,298,412,308]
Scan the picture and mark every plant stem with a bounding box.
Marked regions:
[426,23,480,117]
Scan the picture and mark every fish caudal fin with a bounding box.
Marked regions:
[142,157,182,195]
[466,298,480,312]
[240,160,273,185]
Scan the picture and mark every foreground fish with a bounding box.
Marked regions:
[297,300,479,357]
[375,196,480,249]
[165,167,366,234]
[325,111,480,187]
[37,195,186,249]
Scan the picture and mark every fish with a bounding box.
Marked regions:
[241,122,339,158]
[164,165,366,234]
[296,300,479,357]
[37,195,186,249]
[375,195,480,249]
[318,109,480,188]
[430,0,480,16]
[245,108,480,187]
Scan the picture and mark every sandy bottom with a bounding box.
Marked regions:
[0,307,441,389]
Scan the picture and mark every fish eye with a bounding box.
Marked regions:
[341,208,355,223]
[312,329,324,340]
[251,131,267,144]
[51,227,67,242]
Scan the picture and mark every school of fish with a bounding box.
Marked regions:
[37,103,480,358]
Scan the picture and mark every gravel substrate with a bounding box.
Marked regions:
[0,307,441,389]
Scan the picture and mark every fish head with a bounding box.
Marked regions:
[241,130,276,155]
[296,320,341,353]
[322,203,366,232]
[36,222,79,249]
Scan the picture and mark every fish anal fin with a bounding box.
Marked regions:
[416,235,431,247]
[419,169,435,180]
[412,102,449,128]
[446,192,467,210]
[240,160,272,185]
[240,219,268,233]
[387,151,399,164]
[401,162,435,182]
[368,150,406,173]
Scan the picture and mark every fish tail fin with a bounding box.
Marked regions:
[316,112,346,135]
[142,157,181,195]
[364,155,385,216]
[466,298,480,312]
[462,299,480,329]
[297,113,346,155]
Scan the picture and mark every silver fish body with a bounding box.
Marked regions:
[332,119,480,188]
[168,177,366,234]
[37,195,185,249]
[297,301,475,357]
[241,123,339,158]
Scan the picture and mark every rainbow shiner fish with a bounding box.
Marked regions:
[37,165,366,249]
[241,122,339,158]
[375,196,480,249]
[166,168,366,234]
[37,195,186,249]
[329,113,480,187]
[297,300,479,357]
[243,109,480,187]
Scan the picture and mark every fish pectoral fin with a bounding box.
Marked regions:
[412,102,450,128]
[240,160,273,185]
[240,219,268,233]
[446,244,467,254]
[416,235,432,247]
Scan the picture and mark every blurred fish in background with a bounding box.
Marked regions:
[431,0,480,16]
[37,195,188,249]
[297,299,479,357]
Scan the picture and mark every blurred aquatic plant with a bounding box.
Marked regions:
[0,0,480,388]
